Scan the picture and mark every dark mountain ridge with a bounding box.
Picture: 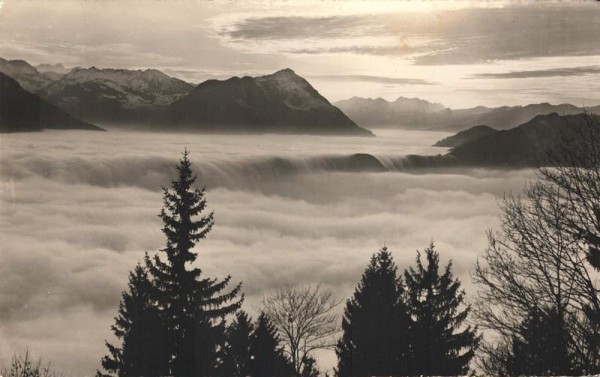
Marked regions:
[449,113,595,166]
[434,125,498,148]
[167,69,372,135]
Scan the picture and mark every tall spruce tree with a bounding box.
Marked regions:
[403,242,479,376]
[336,247,411,377]
[99,263,170,377]
[250,312,294,377]
[219,311,254,377]
[507,306,573,376]
[146,149,243,376]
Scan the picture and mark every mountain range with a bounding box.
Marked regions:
[335,96,600,131]
[3,56,600,138]
[38,66,194,123]
[0,57,369,135]
[0,72,104,132]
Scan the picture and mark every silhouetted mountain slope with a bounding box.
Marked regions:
[168,69,372,135]
[38,67,194,123]
[434,125,498,147]
[450,113,593,166]
[0,72,104,133]
[0,57,53,92]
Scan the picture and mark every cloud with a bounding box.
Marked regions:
[310,74,436,85]
[217,4,600,64]
[470,65,600,79]
[222,15,376,41]
[0,130,534,374]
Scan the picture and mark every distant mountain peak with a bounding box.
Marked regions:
[272,68,297,76]
[36,63,69,73]
[334,95,447,128]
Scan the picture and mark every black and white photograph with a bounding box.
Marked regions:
[1,1,600,376]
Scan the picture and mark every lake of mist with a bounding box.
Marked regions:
[0,128,535,375]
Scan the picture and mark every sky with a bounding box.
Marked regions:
[0,0,599,108]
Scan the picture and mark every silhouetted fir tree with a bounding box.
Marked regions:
[146,149,243,376]
[507,306,573,376]
[403,242,479,376]
[219,311,254,377]
[336,247,411,377]
[98,263,170,377]
[250,312,294,377]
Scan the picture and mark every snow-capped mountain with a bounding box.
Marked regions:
[38,66,194,123]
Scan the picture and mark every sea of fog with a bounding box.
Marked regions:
[0,128,535,375]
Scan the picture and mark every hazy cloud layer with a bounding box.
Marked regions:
[471,65,600,79]
[0,130,534,374]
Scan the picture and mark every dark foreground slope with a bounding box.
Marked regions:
[450,113,592,166]
[0,72,104,133]
[314,113,599,172]
[168,69,372,135]
[0,57,53,92]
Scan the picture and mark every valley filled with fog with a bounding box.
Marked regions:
[0,129,535,375]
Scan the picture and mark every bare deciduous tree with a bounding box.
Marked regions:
[0,349,63,377]
[261,284,341,376]
[473,183,600,375]
[473,113,600,376]
[541,113,600,272]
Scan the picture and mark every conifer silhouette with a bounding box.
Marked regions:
[219,311,254,377]
[99,263,170,377]
[404,242,479,376]
[250,312,294,377]
[336,247,411,377]
[507,306,572,376]
[146,149,243,376]
[100,150,242,377]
